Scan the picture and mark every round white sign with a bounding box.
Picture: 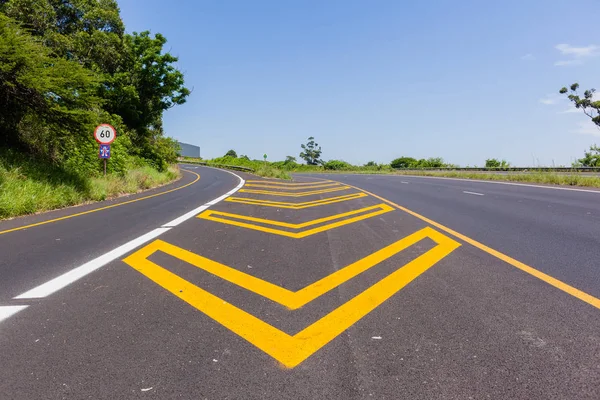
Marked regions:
[94,124,117,145]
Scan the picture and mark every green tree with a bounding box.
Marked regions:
[2,0,125,73]
[299,136,322,165]
[284,155,297,164]
[225,149,238,158]
[104,31,189,138]
[390,157,417,168]
[0,1,188,173]
[485,158,510,168]
[560,83,600,128]
[577,145,600,167]
[0,13,100,156]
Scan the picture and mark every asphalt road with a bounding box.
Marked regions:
[0,167,598,399]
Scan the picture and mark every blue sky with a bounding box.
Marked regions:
[119,0,600,166]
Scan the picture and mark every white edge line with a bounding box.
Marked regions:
[0,305,29,323]
[463,191,484,196]
[13,168,245,301]
[295,172,600,194]
[14,228,170,299]
[162,169,245,227]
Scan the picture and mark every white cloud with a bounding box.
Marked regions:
[554,43,599,66]
[554,59,584,66]
[572,121,600,136]
[555,44,599,57]
[540,94,562,105]
[521,53,535,61]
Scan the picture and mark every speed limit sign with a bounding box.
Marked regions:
[94,124,117,145]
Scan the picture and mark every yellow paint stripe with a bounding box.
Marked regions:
[125,227,447,310]
[0,169,200,236]
[225,193,368,209]
[245,180,332,186]
[123,229,460,368]
[346,182,600,310]
[244,182,340,190]
[197,204,394,238]
[239,186,351,197]
[201,203,387,228]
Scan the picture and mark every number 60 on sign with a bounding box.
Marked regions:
[94,124,117,145]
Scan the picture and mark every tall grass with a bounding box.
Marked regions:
[0,150,181,219]
[254,164,291,179]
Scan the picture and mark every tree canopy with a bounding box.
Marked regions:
[0,0,189,173]
[299,137,322,165]
[560,83,600,129]
[485,158,510,168]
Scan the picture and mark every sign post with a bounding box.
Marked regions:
[94,124,116,176]
[263,153,267,166]
[98,144,111,175]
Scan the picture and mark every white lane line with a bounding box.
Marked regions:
[400,181,409,184]
[15,228,170,299]
[13,169,245,301]
[463,191,484,196]
[0,305,29,323]
[162,206,209,228]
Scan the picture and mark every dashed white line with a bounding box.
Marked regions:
[400,181,409,184]
[463,191,484,196]
[12,168,245,303]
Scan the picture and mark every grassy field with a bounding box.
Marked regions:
[0,151,181,219]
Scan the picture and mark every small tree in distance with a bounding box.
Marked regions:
[390,157,417,169]
[577,145,600,166]
[299,137,322,165]
[485,158,510,168]
[224,149,237,158]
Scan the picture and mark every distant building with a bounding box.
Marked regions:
[178,142,200,158]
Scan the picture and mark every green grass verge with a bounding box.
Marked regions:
[0,150,181,219]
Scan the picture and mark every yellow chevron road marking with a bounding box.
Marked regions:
[123,227,460,368]
[225,192,368,209]
[245,180,333,186]
[197,204,394,238]
[239,186,351,197]
[244,182,340,190]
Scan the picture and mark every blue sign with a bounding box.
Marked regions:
[99,144,111,159]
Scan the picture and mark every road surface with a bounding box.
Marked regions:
[0,166,598,399]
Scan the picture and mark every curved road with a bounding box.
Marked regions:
[0,167,598,399]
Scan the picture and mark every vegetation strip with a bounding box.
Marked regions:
[0,169,198,236]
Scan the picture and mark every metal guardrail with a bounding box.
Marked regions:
[179,160,254,172]
[393,167,600,173]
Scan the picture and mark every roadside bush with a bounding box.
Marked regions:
[323,160,353,170]
[390,157,418,169]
